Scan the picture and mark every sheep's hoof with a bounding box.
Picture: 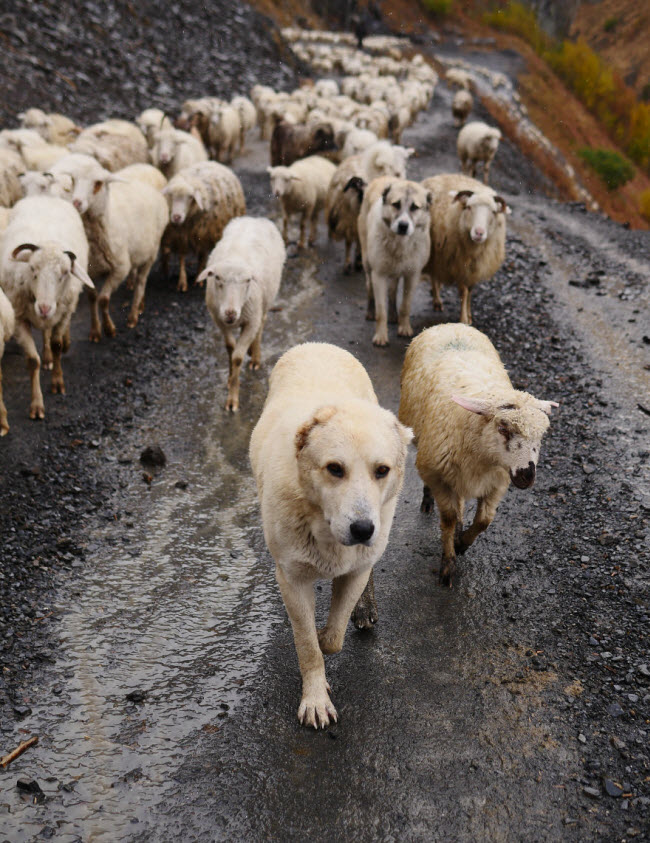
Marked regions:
[248,361,261,371]
[103,322,117,338]
[42,359,53,371]
[89,329,101,343]
[51,381,65,395]
[420,486,434,514]
[225,398,239,413]
[0,424,8,437]
[433,302,444,312]
[126,317,138,329]
[29,403,45,421]
[177,281,188,292]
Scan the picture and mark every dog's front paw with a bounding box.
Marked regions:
[317,626,343,654]
[298,687,338,729]
[372,330,389,347]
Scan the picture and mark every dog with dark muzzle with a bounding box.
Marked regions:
[249,342,412,728]
[357,176,432,347]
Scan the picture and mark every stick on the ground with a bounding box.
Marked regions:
[1,735,39,768]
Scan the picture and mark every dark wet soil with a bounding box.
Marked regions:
[0,3,648,841]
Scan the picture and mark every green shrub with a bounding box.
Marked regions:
[603,16,619,33]
[421,0,454,18]
[483,1,551,54]
[639,189,650,221]
[578,148,635,190]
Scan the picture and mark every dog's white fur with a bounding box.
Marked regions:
[249,342,412,728]
[358,177,432,346]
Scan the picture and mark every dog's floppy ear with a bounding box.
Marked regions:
[395,420,414,447]
[381,185,391,204]
[295,405,338,454]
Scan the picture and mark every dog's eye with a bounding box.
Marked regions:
[410,203,419,212]
[391,201,401,209]
[326,462,344,478]
[375,465,390,479]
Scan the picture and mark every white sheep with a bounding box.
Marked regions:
[209,104,241,163]
[161,161,246,292]
[267,155,337,249]
[341,128,378,160]
[69,119,148,171]
[50,153,168,339]
[452,89,473,127]
[19,108,80,145]
[117,163,167,191]
[398,323,558,586]
[230,95,257,154]
[135,108,172,147]
[150,126,208,179]
[0,148,24,207]
[19,143,69,172]
[421,173,510,325]
[0,286,15,435]
[457,121,502,184]
[446,68,472,90]
[200,216,285,412]
[0,196,94,419]
[326,141,414,273]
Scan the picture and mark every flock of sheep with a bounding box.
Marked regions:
[0,27,558,618]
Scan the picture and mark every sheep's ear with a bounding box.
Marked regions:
[11,243,39,262]
[451,394,494,417]
[450,189,473,206]
[107,174,128,184]
[493,195,511,215]
[71,262,95,289]
[535,399,559,416]
[195,267,212,286]
[405,146,415,159]
[295,405,338,454]
[192,189,205,210]
[266,166,274,175]
[382,185,392,203]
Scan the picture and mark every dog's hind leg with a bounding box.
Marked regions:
[319,566,372,649]
[351,569,378,629]
[275,564,338,729]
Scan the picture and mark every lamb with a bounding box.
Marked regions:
[270,120,338,167]
[161,161,246,292]
[230,96,257,154]
[357,176,432,346]
[446,68,472,90]
[0,196,94,420]
[19,108,80,145]
[50,153,168,339]
[267,155,337,249]
[452,89,473,127]
[398,323,558,586]
[136,108,172,147]
[326,141,414,273]
[421,173,510,325]
[150,126,208,179]
[176,97,223,148]
[0,286,15,435]
[200,216,285,412]
[208,104,241,164]
[457,121,502,184]
[69,119,148,171]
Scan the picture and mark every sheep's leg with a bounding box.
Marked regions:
[274,563,337,729]
[125,268,136,291]
[15,319,44,420]
[222,327,236,375]
[431,276,444,311]
[281,210,289,244]
[467,287,473,324]
[365,272,375,320]
[225,322,257,412]
[41,328,53,370]
[397,272,418,337]
[351,568,378,629]
[128,260,154,328]
[319,567,372,651]
[62,326,70,354]
[50,320,70,395]
[161,246,170,278]
[87,286,102,343]
[483,158,492,185]
[420,484,434,514]
[177,253,188,292]
[0,352,8,436]
[371,271,389,346]
[343,238,353,274]
[298,212,307,249]
[308,208,320,247]
[459,285,471,325]
[247,318,265,370]
[387,275,399,324]
[456,482,508,555]
[434,486,464,587]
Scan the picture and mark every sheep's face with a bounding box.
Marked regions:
[163,184,198,225]
[267,167,297,199]
[451,393,557,490]
[19,172,52,198]
[155,129,176,166]
[202,262,252,326]
[381,181,432,238]
[12,244,74,324]
[59,172,108,215]
[451,190,511,244]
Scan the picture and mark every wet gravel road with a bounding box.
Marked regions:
[1,6,649,842]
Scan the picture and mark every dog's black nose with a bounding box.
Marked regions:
[396,220,409,235]
[350,519,375,543]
